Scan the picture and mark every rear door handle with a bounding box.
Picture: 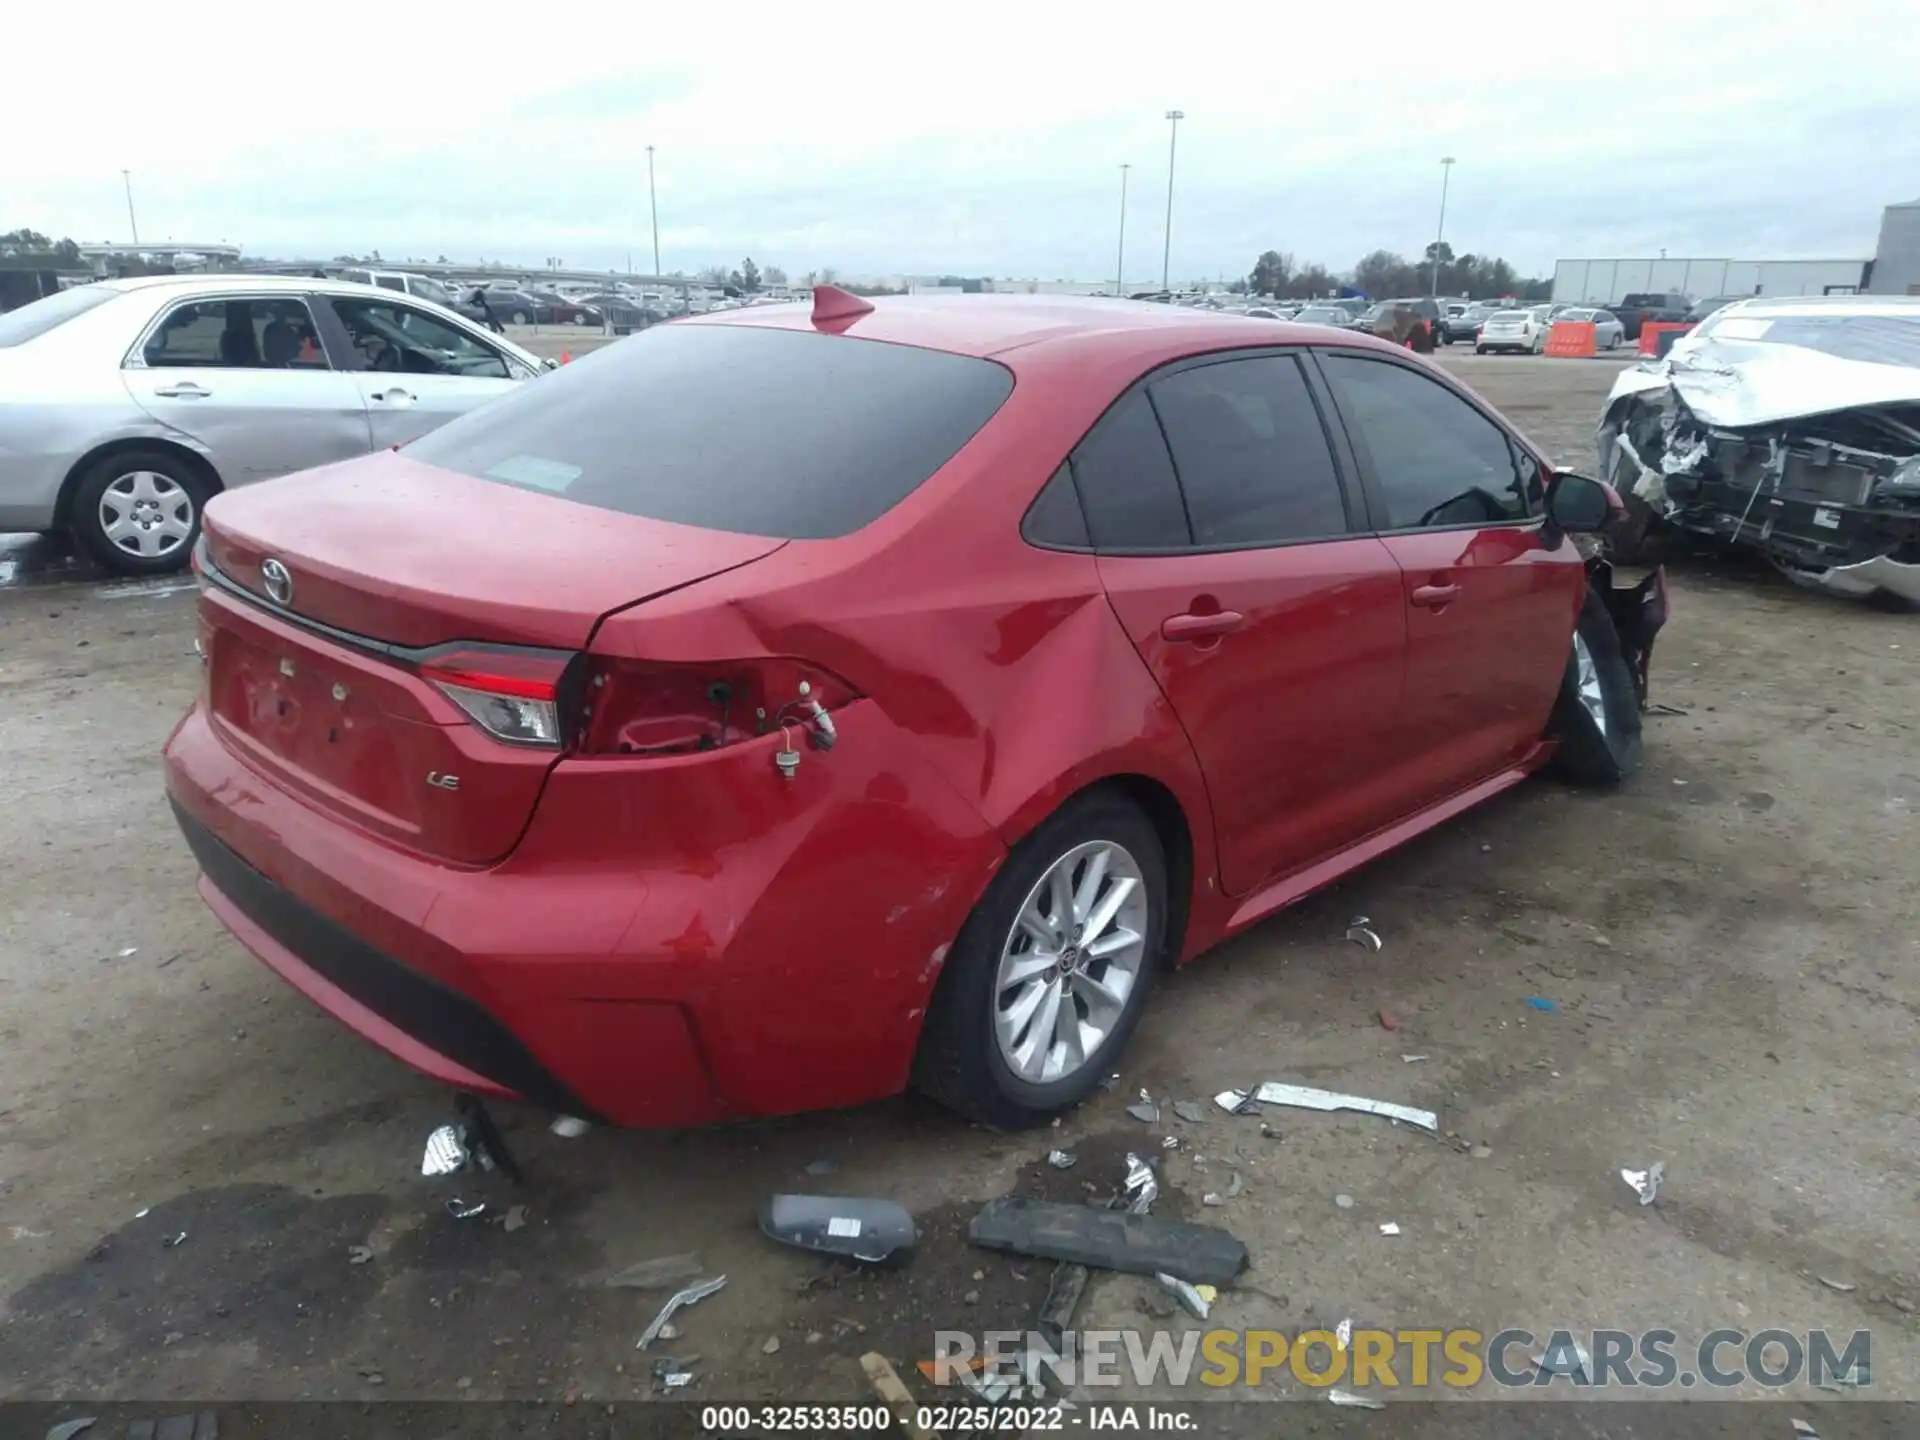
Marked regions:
[152,382,209,398]
[1161,610,1245,642]
[1411,584,1461,609]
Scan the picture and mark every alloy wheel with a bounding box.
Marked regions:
[992,840,1149,1084]
[99,471,195,559]
[1573,631,1608,737]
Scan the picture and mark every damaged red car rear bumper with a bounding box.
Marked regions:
[163,701,1005,1127]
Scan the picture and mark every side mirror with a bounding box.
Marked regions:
[541,356,561,372]
[1545,468,1623,534]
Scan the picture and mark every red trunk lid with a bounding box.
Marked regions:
[196,454,785,864]
[203,452,784,649]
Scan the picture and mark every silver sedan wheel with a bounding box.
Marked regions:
[993,839,1149,1085]
[100,470,195,559]
[1573,631,1608,737]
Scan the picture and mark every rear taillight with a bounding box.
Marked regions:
[419,646,573,748]
[574,657,857,758]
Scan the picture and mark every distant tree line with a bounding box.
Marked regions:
[1246,243,1552,302]
[0,228,83,269]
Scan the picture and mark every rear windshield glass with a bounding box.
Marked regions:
[406,324,1014,539]
[0,284,119,348]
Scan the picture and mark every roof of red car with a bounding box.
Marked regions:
[687,293,1390,366]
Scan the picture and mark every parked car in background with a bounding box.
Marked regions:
[575,292,667,331]
[476,287,600,326]
[1551,307,1627,349]
[162,290,1665,1132]
[1442,302,1498,344]
[1291,304,1357,328]
[0,276,550,574]
[1357,299,1439,352]
[1476,307,1549,354]
[1611,292,1692,341]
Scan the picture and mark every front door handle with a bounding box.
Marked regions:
[1161,610,1245,642]
[369,387,415,405]
[152,382,210,398]
[1411,584,1461,609]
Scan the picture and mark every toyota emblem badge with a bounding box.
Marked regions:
[261,558,293,607]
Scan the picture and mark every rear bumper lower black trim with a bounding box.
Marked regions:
[170,797,600,1122]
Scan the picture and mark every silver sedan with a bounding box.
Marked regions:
[0,275,551,574]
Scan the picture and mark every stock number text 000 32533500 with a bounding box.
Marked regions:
[700,1406,1069,1432]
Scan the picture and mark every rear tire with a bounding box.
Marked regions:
[1475,345,1487,355]
[913,789,1168,1129]
[511,309,529,325]
[1548,586,1644,785]
[70,448,212,576]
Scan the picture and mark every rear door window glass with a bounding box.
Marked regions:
[139,296,329,369]
[1322,353,1535,528]
[1148,355,1350,546]
[405,324,1015,539]
[1069,390,1191,549]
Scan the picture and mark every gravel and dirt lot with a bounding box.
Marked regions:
[1,352,1914,1425]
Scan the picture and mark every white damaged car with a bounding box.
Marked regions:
[1598,295,1920,604]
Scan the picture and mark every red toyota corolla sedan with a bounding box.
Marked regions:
[163,289,1667,1130]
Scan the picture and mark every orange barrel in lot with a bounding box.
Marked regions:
[1544,321,1598,358]
[1639,321,1693,356]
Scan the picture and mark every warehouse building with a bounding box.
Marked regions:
[1552,256,1868,305]
[1866,197,1920,294]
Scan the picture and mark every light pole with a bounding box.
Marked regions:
[1161,111,1184,292]
[1430,156,1455,297]
[121,169,139,246]
[1115,163,1130,297]
[646,145,661,276]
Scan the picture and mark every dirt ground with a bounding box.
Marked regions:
[1,352,1915,1426]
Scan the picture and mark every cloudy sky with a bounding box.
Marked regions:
[10,0,1917,284]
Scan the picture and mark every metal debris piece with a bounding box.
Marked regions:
[1345,918,1383,952]
[1039,1264,1091,1348]
[347,1244,374,1265]
[1126,1090,1160,1123]
[638,1275,727,1349]
[804,1158,838,1178]
[1527,995,1558,1013]
[549,1115,591,1139]
[163,1231,188,1248]
[1328,1388,1384,1410]
[605,1252,706,1290]
[500,1204,528,1233]
[1202,1193,1223,1207]
[861,1352,937,1440]
[1816,1276,1857,1293]
[763,1336,782,1355]
[1402,1054,1430,1064]
[1249,1081,1439,1134]
[1334,1193,1354,1210]
[1124,1153,1159,1214]
[1172,1100,1207,1124]
[1792,1421,1819,1439]
[1259,1122,1280,1139]
[44,1419,97,1440]
[1379,1222,1402,1236]
[454,1093,522,1182]
[1335,1318,1353,1351]
[1160,1135,1181,1151]
[1157,1271,1211,1320]
[117,947,138,958]
[1224,1172,1244,1200]
[1620,1161,1666,1206]
[445,1199,486,1220]
[663,1369,695,1390]
[421,1124,470,1178]
[657,1323,680,1341]
[1213,1088,1261,1115]
[1047,1149,1077,1170]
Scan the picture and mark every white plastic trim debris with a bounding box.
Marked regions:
[1214,1083,1438,1134]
